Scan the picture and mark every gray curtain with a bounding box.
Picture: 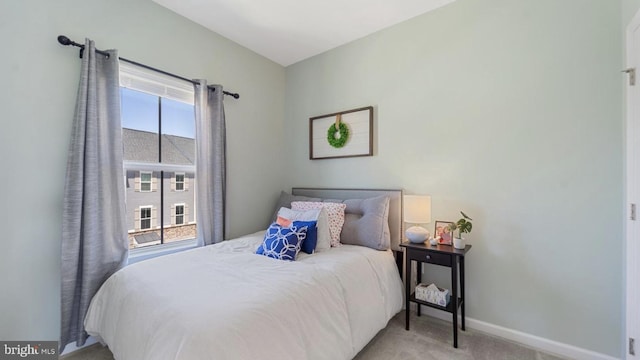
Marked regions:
[60,39,127,352]
[194,81,226,246]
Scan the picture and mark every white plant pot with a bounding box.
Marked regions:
[453,237,466,250]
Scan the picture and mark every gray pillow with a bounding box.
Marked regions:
[340,195,390,251]
[271,191,321,221]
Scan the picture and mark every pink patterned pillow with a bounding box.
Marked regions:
[291,201,346,247]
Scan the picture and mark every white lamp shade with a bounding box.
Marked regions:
[403,195,431,224]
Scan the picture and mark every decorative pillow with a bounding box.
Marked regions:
[340,195,391,250]
[256,222,308,261]
[271,191,321,222]
[277,207,331,251]
[276,216,292,227]
[276,216,317,254]
[295,220,317,254]
[292,201,346,247]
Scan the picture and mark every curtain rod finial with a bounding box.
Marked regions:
[57,35,72,46]
[58,35,83,48]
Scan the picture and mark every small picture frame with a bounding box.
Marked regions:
[434,221,455,245]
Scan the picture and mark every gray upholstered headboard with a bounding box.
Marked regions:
[291,188,403,252]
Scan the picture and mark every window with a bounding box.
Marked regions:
[140,206,152,230]
[175,204,185,225]
[175,173,185,191]
[140,172,152,192]
[121,62,196,250]
[171,203,188,227]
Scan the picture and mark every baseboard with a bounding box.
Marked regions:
[417,305,619,360]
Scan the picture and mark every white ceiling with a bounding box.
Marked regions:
[152,0,456,67]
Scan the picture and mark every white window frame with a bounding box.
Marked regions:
[140,205,152,230]
[175,203,185,225]
[120,61,195,105]
[175,173,185,192]
[140,171,152,192]
[121,61,197,255]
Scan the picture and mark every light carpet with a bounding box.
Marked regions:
[63,312,567,360]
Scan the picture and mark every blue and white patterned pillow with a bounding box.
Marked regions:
[292,220,317,254]
[256,222,309,261]
[276,215,318,254]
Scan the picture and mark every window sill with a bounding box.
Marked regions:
[128,238,198,264]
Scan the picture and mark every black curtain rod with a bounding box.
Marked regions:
[57,35,240,99]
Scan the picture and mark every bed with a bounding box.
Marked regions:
[84,188,404,360]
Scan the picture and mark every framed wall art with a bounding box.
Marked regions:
[309,106,373,160]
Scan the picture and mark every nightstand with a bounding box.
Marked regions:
[400,241,471,348]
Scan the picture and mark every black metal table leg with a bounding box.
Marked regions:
[451,256,458,348]
[405,250,411,331]
[416,261,422,317]
[460,256,465,331]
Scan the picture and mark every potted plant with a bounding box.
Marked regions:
[449,211,472,249]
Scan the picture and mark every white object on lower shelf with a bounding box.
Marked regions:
[415,283,450,307]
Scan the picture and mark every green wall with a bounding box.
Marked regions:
[285,0,623,356]
[0,0,285,341]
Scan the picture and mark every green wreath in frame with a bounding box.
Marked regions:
[327,122,350,148]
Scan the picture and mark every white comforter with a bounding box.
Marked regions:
[84,232,403,360]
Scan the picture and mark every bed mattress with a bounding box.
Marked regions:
[84,232,403,360]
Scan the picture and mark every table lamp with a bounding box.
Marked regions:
[404,195,432,243]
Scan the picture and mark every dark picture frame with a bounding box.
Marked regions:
[309,106,373,160]
[434,220,455,245]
